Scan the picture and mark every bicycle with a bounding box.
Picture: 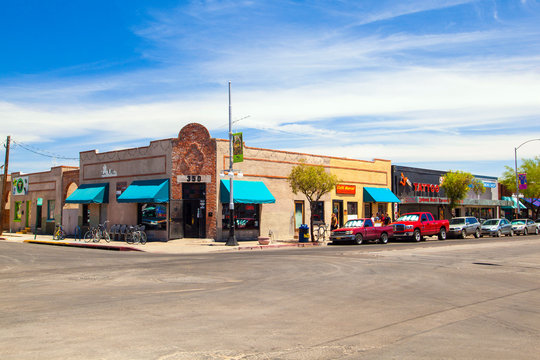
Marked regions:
[126,225,147,245]
[53,224,66,240]
[84,221,110,243]
[313,222,329,243]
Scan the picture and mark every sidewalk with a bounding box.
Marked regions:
[0,232,324,254]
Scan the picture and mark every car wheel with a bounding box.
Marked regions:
[496,229,501,237]
[413,229,422,242]
[474,228,480,238]
[379,233,388,244]
[438,227,447,240]
[461,229,466,239]
[524,228,528,236]
[509,229,514,237]
[355,233,363,245]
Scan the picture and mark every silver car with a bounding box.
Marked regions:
[511,219,539,236]
[448,217,481,238]
[481,218,513,237]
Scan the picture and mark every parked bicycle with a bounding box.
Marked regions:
[52,224,66,240]
[84,221,111,243]
[313,222,329,243]
[125,225,147,245]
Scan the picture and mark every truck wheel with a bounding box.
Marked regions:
[438,227,447,240]
[355,233,363,245]
[474,228,480,238]
[461,229,466,239]
[413,229,422,242]
[379,233,388,244]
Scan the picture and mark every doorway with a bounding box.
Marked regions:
[36,204,42,229]
[182,183,206,238]
[332,200,344,228]
[294,200,304,237]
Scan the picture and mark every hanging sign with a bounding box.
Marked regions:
[12,176,29,195]
[233,132,243,163]
[518,173,527,190]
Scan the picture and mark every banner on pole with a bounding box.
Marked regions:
[518,173,527,190]
[233,132,243,163]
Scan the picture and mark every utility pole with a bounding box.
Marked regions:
[0,136,10,236]
[226,82,238,246]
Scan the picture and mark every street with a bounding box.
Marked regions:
[1,236,540,359]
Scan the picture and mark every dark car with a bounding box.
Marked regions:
[448,217,481,238]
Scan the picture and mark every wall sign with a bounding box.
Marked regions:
[12,176,29,195]
[336,184,356,195]
[413,183,440,193]
[101,165,118,178]
[177,175,211,183]
[116,182,128,199]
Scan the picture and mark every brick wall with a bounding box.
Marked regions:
[62,170,80,206]
[171,123,217,239]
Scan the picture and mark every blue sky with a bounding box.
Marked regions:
[1,0,540,177]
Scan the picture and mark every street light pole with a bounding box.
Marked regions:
[514,138,540,219]
[226,81,238,246]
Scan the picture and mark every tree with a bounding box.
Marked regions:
[440,170,485,212]
[499,156,540,219]
[288,161,339,242]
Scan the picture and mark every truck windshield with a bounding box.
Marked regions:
[397,214,419,222]
[450,218,465,225]
[344,220,364,228]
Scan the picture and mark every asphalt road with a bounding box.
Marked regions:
[1,235,540,359]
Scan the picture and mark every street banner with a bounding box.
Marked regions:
[233,132,243,163]
[518,173,527,190]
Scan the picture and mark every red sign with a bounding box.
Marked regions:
[336,184,356,195]
[414,183,440,193]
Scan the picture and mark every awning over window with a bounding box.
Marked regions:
[501,196,526,210]
[220,180,276,204]
[65,183,109,204]
[117,179,169,203]
[363,187,401,203]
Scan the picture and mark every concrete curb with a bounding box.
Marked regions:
[237,242,324,250]
[23,240,143,252]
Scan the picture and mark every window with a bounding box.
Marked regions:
[222,203,260,230]
[47,200,55,221]
[138,203,167,230]
[427,213,434,221]
[347,202,358,218]
[312,201,325,223]
[14,201,22,221]
[82,204,90,225]
[421,214,428,222]
[365,219,373,227]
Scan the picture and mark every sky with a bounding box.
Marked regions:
[1,0,540,177]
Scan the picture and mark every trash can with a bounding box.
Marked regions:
[299,224,309,243]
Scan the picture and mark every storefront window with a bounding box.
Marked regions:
[138,203,167,230]
[14,201,22,221]
[82,204,90,225]
[47,200,55,220]
[347,202,358,219]
[312,201,324,223]
[222,203,260,230]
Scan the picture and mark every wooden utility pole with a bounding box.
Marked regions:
[0,136,10,236]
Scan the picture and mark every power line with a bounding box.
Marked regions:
[11,139,78,160]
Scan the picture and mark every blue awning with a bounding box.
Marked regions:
[117,179,169,203]
[65,183,109,204]
[220,180,276,204]
[363,187,401,203]
[501,196,526,210]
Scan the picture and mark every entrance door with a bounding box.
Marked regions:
[332,200,343,228]
[25,201,31,228]
[294,201,304,238]
[36,204,42,229]
[169,199,184,239]
[182,183,206,238]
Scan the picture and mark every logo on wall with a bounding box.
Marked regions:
[233,132,243,163]
[101,165,118,178]
[519,173,527,190]
[12,176,29,195]
[400,173,412,187]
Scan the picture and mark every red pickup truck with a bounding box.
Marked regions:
[330,218,393,245]
[392,212,449,242]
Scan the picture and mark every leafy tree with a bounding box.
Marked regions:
[441,170,485,212]
[499,156,540,218]
[288,161,339,242]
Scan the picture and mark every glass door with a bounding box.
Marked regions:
[294,201,304,237]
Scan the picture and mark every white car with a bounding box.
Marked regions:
[511,219,539,236]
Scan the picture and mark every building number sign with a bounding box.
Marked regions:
[177,175,211,183]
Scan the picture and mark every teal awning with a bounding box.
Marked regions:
[220,180,276,204]
[65,183,109,204]
[117,179,169,203]
[363,187,401,203]
[501,196,526,210]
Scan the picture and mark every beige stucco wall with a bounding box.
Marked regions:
[215,139,392,241]
[78,139,173,240]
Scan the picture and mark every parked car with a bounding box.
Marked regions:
[481,218,513,237]
[330,218,393,245]
[511,219,539,235]
[536,219,540,231]
[392,212,449,242]
[448,217,481,239]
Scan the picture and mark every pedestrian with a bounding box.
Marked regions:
[331,212,338,230]
[384,213,391,225]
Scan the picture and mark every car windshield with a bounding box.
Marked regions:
[483,219,499,226]
[450,218,465,225]
[397,214,419,222]
[511,220,526,225]
[344,220,364,228]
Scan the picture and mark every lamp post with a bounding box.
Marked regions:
[514,138,540,219]
[226,81,238,246]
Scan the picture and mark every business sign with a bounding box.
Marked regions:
[336,184,356,195]
[177,175,212,183]
[519,173,527,190]
[233,132,243,163]
[12,176,29,195]
[413,182,440,193]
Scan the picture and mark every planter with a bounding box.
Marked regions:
[257,237,271,245]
